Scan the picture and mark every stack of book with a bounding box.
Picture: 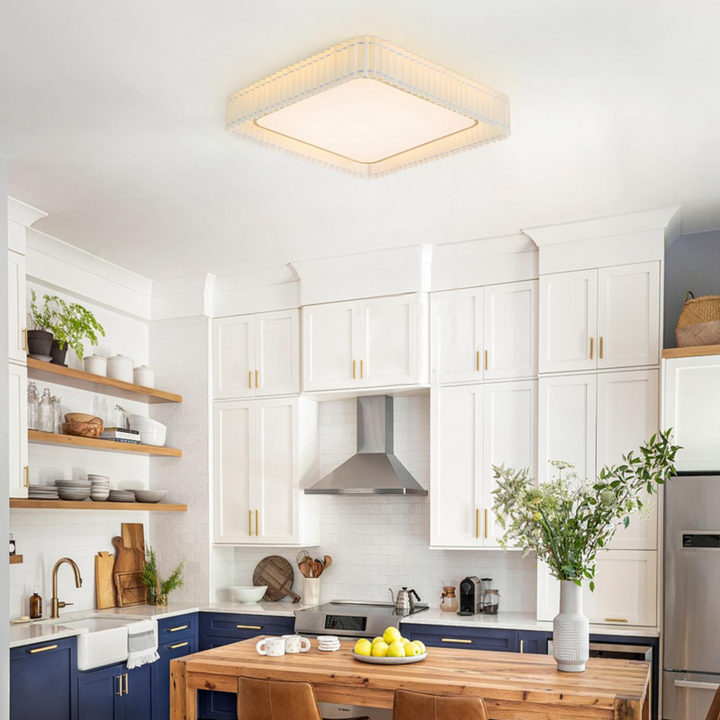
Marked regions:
[99,427,141,444]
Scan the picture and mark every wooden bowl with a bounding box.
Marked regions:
[62,417,104,438]
[65,412,99,423]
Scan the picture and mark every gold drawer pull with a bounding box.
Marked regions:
[604,618,628,623]
[248,509,253,536]
[485,509,489,539]
[237,624,262,630]
[255,509,259,536]
[600,336,604,359]
[117,675,123,697]
[353,360,357,379]
[485,350,489,371]
[255,370,259,388]
[360,359,364,379]
[441,638,472,644]
[124,673,128,695]
[169,641,189,650]
[29,644,58,654]
[24,466,29,488]
[475,509,479,539]
[168,624,189,632]
[590,337,594,360]
[248,370,252,389]
[476,350,480,372]
[519,640,524,654]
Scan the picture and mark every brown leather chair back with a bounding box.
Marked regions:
[707,685,720,720]
[238,677,323,720]
[393,689,489,720]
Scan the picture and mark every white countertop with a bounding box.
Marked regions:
[10,602,658,649]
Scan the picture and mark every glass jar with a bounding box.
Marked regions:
[482,589,501,615]
[440,586,459,613]
[27,382,40,431]
[38,388,54,433]
[52,396,63,434]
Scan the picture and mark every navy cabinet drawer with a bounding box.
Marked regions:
[198,637,239,720]
[402,623,518,652]
[201,613,294,642]
[157,613,197,643]
[154,635,198,720]
[518,630,552,655]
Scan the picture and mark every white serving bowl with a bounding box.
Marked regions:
[139,430,167,447]
[134,489,168,504]
[128,415,167,432]
[229,586,267,603]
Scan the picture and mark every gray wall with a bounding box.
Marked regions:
[1,157,9,720]
[664,230,720,348]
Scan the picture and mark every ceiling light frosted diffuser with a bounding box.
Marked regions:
[226,36,510,178]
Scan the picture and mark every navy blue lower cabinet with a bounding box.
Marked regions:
[10,636,77,720]
[78,662,152,720]
[154,635,197,720]
[402,623,518,652]
[518,630,552,655]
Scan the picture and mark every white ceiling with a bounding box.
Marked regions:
[2,1,720,281]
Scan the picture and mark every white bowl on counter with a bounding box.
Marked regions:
[229,586,267,603]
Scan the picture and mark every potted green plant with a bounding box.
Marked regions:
[45,296,105,366]
[141,545,184,606]
[492,430,680,673]
[27,290,56,360]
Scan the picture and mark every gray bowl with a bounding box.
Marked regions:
[133,489,168,504]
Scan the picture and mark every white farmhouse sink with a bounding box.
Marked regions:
[51,616,137,671]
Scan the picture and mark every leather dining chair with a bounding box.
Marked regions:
[238,677,370,720]
[393,689,489,720]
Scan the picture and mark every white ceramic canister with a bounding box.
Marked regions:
[107,355,134,383]
[83,355,108,377]
[133,365,155,388]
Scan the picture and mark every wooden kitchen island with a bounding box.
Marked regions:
[170,637,650,720]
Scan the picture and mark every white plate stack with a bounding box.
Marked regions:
[55,479,91,501]
[318,636,341,652]
[28,484,59,500]
[108,489,136,503]
[88,474,110,501]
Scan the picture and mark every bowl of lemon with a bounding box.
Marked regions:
[352,627,428,665]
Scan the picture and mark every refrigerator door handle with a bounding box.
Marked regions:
[674,679,720,691]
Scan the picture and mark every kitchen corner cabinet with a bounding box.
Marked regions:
[9,362,29,499]
[78,662,152,720]
[8,249,27,365]
[11,637,77,720]
[430,380,537,548]
[213,309,299,399]
[539,262,660,374]
[302,293,428,392]
[214,397,319,546]
[431,280,538,385]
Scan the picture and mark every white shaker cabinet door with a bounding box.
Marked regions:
[597,262,660,370]
[539,270,598,374]
[302,301,360,391]
[432,288,483,384]
[484,280,538,381]
[538,374,597,484]
[597,370,659,550]
[213,401,256,544]
[8,363,28,499]
[213,316,255,399]
[359,294,417,387]
[431,385,483,548]
[255,310,299,397]
[255,398,299,546]
[8,250,27,365]
[482,380,537,547]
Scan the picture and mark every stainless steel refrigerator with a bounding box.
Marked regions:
[664,474,720,719]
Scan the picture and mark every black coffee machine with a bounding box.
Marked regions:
[458,576,482,615]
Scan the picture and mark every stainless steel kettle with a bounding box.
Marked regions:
[389,586,421,613]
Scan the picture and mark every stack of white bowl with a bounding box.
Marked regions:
[55,479,91,501]
[28,484,59,500]
[88,474,110,501]
[128,415,167,447]
[108,489,136,503]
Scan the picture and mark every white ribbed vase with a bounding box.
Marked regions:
[553,581,590,673]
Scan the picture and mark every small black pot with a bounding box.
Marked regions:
[27,329,53,358]
[50,340,69,366]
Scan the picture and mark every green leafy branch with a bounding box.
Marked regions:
[140,545,185,599]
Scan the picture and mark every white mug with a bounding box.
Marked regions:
[256,637,285,657]
[282,634,311,654]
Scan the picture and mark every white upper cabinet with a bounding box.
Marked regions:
[213,310,298,399]
[484,281,538,381]
[597,263,660,369]
[540,262,660,374]
[8,250,27,365]
[432,288,483,384]
[302,294,427,392]
[8,363,29,499]
[539,270,597,374]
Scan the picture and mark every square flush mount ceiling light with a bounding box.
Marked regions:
[226,36,510,178]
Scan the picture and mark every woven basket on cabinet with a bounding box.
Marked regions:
[676,292,720,347]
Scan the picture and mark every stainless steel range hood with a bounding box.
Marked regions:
[305,396,428,496]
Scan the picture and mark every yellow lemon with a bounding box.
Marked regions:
[371,641,389,657]
[414,640,427,654]
[403,642,422,657]
[354,639,372,656]
[400,637,410,644]
[383,626,402,645]
[371,636,383,645]
[387,640,407,658]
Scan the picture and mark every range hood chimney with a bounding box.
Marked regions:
[305,396,427,496]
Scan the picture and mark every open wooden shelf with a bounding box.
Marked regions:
[663,345,720,359]
[9,555,23,564]
[28,430,182,457]
[11,499,186,512]
[26,358,182,404]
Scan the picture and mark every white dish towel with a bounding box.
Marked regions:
[126,619,159,669]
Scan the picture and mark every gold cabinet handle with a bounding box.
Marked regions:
[255,370,259,388]
[255,509,259,536]
[442,638,472,644]
[24,466,29,488]
[124,672,128,695]
[22,328,28,351]
[475,509,479,539]
[360,359,364,379]
[117,675,123,697]
[485,350,489,371]
[485,509,489,539]
[248,370,252,389]
[519,639,524,654]
[168,624,189,633]
[353,360,357,379]
[600,336,604,359]
[169,641,189,650]
[590,337,594,360]
[248,509,253,536]
[604,618,628,623]
[476,350,480,372]
[237,624,262,630]
[29,644,57,654]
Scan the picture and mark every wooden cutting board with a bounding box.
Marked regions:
[95,551,116,609]
[114,571,148,607]
[112,536,145,576]
[253,555,300,603]
[120,523,145,569]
